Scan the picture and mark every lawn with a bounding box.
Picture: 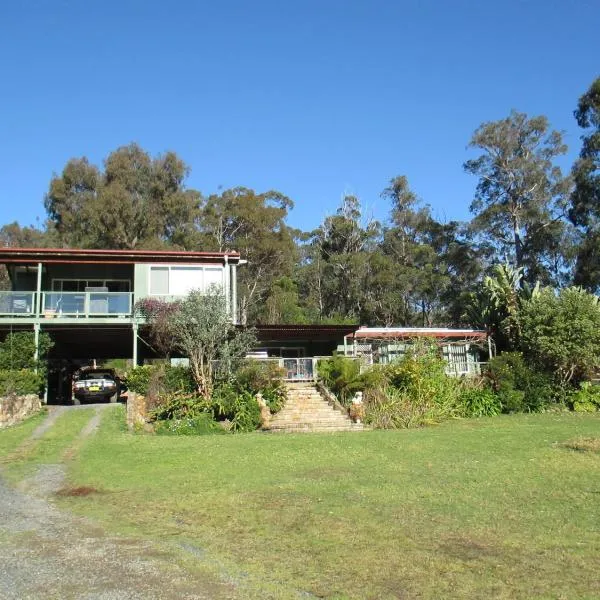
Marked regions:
[7,407,600,599]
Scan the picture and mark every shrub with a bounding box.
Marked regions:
[0,332,53,378]
[0,369,43,396]
[363,344,461,428]
[485,352,555,413]
[211,384,261,432]
[149,392,209,421]
[317,354,364,405]
[234,360,287,413]
[570,382,600,413]
[520,287,600,385]
[154,413,225,436]
[458,387,502,418]
[126,365,196,396]
[125,366,153,395]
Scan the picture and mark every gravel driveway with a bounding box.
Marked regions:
[0,407,236,600]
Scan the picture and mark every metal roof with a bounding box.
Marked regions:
[349,327,487,341]
[0,247,241,265]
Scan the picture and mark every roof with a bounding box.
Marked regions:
[0,247,241,265]
[253,324,360,341]
[349,327,487,341]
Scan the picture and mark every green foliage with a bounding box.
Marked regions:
[150,392,209,421]
[161,288,256,399]
[0,369,44,396]
[363,344,461,428]
[125,366,153,395]
[0,332,53,374]
[485,352,555,413]
[45,144,199,250]
[234,360,287,413]
[317,354,365,405]
[520,287,600,385]
[154,413,225,436]
[570,382,600,413]
[464,110,571,285]
[570,77,600,292]
[211,384,261,432]
[458,386,502,418]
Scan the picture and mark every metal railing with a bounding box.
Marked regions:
[42,292,133,317]
[0,291,36,316]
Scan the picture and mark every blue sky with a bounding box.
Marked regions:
[0,0,598,234]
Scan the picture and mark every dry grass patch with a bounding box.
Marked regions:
[558,436,600,453]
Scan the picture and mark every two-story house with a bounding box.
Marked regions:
[0,247,241,366]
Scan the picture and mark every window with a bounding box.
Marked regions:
[52,279,131,292]
[149,267,169,295]
[170,267,203,296]
[149,265,223,296]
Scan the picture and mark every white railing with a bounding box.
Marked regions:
[0,291,36,316]
[42,292,133,318]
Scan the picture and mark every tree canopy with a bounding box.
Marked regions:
[3,76,599,330]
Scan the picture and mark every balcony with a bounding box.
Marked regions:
[0,291,133,319]
[0,291,36,316]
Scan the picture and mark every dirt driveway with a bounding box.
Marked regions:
[0,406,236,600]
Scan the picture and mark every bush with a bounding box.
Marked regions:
[520,287,600,385]
[154,413,224,436]
[149,392,209,421]
[234,360,287,413]
[0,332,53,380]
[317,354,364,405]
[485,352,555,413]
[0,369,43,396]
[125,366,153,395]
[458,386,502,418]
[126,365,196,396]
[570,382,600,413]
[211,384,261,432]
[363,344,461,428]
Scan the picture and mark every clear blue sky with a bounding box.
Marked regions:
[0,0,598,234]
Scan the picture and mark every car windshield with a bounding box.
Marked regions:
[79,372,114,381]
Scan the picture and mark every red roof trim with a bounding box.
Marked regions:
[0,247,240,265]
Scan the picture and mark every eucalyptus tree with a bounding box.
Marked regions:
[464,111,573,285]
[45,144,200,250]
[195,187,299,324]
[570,77,600,292]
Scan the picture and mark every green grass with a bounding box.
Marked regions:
[2,408,94,481]
[16,407,600,599]
[0,410,46,456]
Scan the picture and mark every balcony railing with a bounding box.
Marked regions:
[0,291,36,316]
[0,291,133,318]
[42,292,133,317]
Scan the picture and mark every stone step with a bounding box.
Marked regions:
[267,382,361,433]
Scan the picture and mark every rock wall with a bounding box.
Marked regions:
[0,394,42,428]
[126,392,148,431]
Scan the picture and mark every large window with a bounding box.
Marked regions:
[52,279,130,292]
[149,265,224,296]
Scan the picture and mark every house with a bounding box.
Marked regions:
[339,327,490,376]
[0,247,357,399]
[0,247,243,399]
[0,248,490,402]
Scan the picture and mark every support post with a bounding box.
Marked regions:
[487,334,493,360]
[33,323,40,373]
[224,255,230,319]
[35,262,43,317]
[231,263,237,324]
[132,322,138,367]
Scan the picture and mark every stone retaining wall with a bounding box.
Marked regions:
[0,394,42,428]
